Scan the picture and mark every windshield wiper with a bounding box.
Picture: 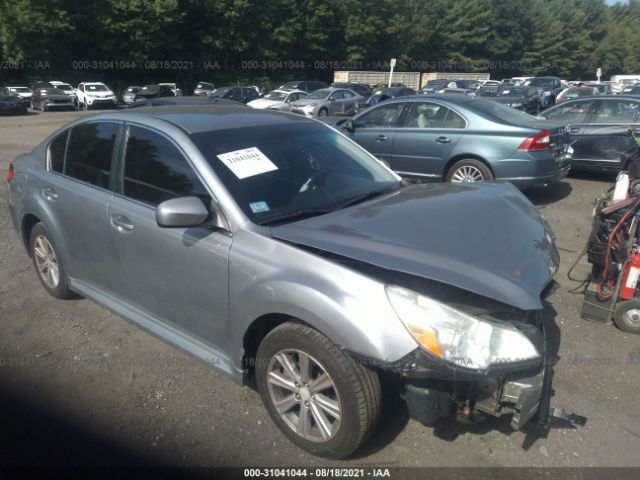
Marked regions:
[336,185,398,210]
[260,208,334,226]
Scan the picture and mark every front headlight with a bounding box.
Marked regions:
[511,102,522,107]
[386,285,540,370]
[303,103,316,108]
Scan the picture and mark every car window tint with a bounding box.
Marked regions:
[48,129,69,173]
[123,126,210,206]
[405,102,461,128]
[65,123,119,188]
[343,90,355,98]
[355,102,405,127]
[592,100,640,123]
[544,101,594,123]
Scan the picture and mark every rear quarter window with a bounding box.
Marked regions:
[48,129,69,173]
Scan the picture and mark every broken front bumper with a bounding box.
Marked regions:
[400,312,552,429]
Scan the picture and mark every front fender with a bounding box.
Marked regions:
[228,229,418,371]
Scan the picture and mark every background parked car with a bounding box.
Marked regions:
[133,84,176,101]
[477,85,499,97]
[584,82,613,95]
[290,87,363,117]
[540,95,640,172]
[126,96,246,108]
[0,90,28,115]
[555,86,598,104]
[193,82,214,96]
[75,82,117,109]
[6,86,33,106]
[339,95,572,188]
[419,79,451,94]
[528,76,564,107]
[621,83,640,95]
[122,86,142,104]
[31,87,76,111]
[492,85,543,114]
[437,88,477,97]
[247,89,307,111]
[159,82,182,96]
[356,86,416,112]
[208,86,260,103]
[330,82,372,97]
[279,80,327,93]
[49,81,77,104]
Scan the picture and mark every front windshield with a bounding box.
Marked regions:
[87,84,109,91]
[210,87,232,97]
[529,78,554,87]
[190,123,399,224]
[307,89,331,100]
[264,91,287,101]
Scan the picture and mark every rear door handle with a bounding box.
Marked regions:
[436,136,451,144]
[42,187,58,201]
[569,127,580,133]
[110,214,134,232]
[376,135,389,142]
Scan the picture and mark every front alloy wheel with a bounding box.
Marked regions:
[266,349,342,442]
[256,322,381,458]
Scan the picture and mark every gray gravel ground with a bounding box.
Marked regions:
[1,110,639,468]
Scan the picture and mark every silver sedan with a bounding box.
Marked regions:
[290,87,364,117]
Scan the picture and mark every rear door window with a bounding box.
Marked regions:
[64,123,120,188]
[122,126,210,206]
[544,101,595,123]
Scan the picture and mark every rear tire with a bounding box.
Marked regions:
[29,223,74,299]
[256,322,381,459]
[446,158,494,183]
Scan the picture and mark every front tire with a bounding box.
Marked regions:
[29,223,74,299]
[318,108,328,117]
[446,158,494,183]
[256,322,381,459]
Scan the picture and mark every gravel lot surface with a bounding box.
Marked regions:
[1,110,639,467]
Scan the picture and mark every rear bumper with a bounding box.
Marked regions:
[499,163,571,189]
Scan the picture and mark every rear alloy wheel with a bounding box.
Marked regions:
[256,322,381,458]
[446,158,494,183]
[29,223,74,299]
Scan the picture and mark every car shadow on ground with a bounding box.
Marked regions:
[524,181,573,206]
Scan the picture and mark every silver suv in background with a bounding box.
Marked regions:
[7,106,560,458]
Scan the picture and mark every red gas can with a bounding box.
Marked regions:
[620,251,640,300]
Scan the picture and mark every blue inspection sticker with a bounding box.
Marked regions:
[249,201,270,213]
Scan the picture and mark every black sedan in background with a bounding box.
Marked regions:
[0,92,28,115]
[355,86,416,113]
[492,86,542,114]
[209,86,260,103]
[540,95,640,172]
[31,88,75,111]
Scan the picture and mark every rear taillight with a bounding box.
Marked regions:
[518,129,551,151]
[6,162,15,183]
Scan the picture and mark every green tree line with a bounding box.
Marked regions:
[1,0,639,89]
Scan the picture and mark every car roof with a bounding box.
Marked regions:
[85,105,318,134]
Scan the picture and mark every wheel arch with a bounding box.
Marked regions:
[21,213,41,255]
[443,154,494,179]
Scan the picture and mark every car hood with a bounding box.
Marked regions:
[271,183,558,310]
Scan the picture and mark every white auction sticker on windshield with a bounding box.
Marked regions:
[217,147,278,179]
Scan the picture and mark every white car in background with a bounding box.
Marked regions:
[75,82,117,109]
[7,86,33,104]
[247,89,307,111]
[159,83,183,96]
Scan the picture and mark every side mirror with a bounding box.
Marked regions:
[343,119,355,132]
[156,196,209,228]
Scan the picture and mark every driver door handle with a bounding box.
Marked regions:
[436,136,451,144]
[569,127,580,133]
[110,214,134,232]
[376,135,389,142]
